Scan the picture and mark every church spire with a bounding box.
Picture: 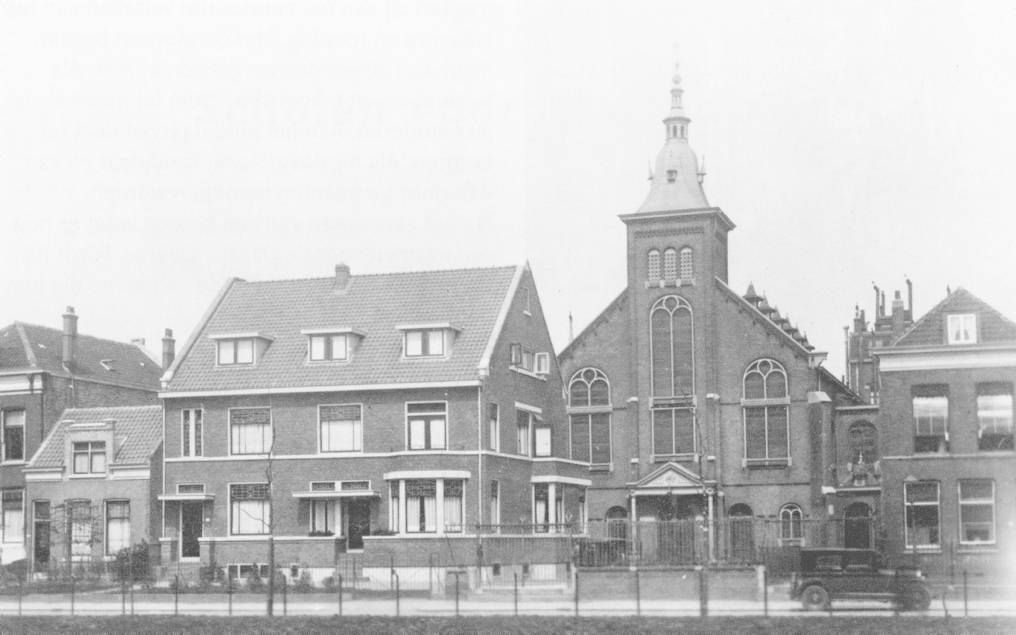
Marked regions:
[636,59,709,214]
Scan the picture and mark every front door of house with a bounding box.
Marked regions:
[346,500,370,550]
[180,502,203,559]
[844,502,872,549]
[33,501,50,570]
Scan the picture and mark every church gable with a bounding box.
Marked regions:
[558,290,629,365]
[634,462,704,491]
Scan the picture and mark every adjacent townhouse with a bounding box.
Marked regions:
[23,405,163,576]
[0,308,166,563]
[158,263,589,585]
[875,288,1016,576]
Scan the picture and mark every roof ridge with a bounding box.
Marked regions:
[714,277,819,356]
[15,320,144,348]
[63,404,162,413]
[237,264,518,285]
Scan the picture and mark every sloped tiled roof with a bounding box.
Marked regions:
[165,265,520,393]
[28,405,163,469]
[0,322,161,391]
[893,287,1016,347]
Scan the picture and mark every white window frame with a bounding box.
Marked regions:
[647,249,661,281]
[488,403,499,452]
[516,410,532,456]
[947,313,977,345]
[2,409,25,463]
[1,489,24,545]
[958,480,995,545]
[228,407,273,456]
[105,499,130,555]
[489,480,500,527]
[404,329,446,358]
[405,401,447,450]
[217,338,256,366]
[779,503,803,543]
[318,403,363,453]
[534,352,550,375]
[309,499,339,536]
[679,246,694,280]
[181,408,203,458]
[72,441,107,474]
[308,333,349,362]
[977,384,1013,451]
[741,359,791,467]
[904,481,941,549]
[229,482,271,536]
[534,425,552,457]
[913,391,949,453]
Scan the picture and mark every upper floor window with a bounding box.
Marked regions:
[309,334,348,361]
[847,421,878,464]
[947,313,977,344]
[904,481,940,548]
[229,407,272,455]
[405,329,444,357]
[72,441,106,474]
[568,369,611,465]
[2,409,25,462]
[779,503,803,542]
[663,248,678,281]
[958,480,995,544]
[509,344,549,376]
[217,338,254,365]
[653,407,695,458]
[516,410,532,456]
[977,383,1013,450]
[488,403,499,451]
[679,247,693,280]
[181,409,203,457]
[523,287,532,315]
[742,359,790,466]
[650,295,693,398]
[647,250,661,280]
[320,404,363,453]
[912,386,948,453]
[407,402,446,450]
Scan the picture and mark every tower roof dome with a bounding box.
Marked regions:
[637,61,709,214]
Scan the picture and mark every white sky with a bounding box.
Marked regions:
[2,0,1015,378]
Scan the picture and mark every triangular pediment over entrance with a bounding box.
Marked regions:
[632,462,704,493]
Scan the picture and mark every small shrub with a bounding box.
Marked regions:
[246,570,265,592]
[322,576,336,591]
[114,541,151,582]
[294,571,314,592]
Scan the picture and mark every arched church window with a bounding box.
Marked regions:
[568,368,611,465]
[650,295,693,397]
[848,421,878,464]
[663,248,678,280]
[779,503,804,541]
[647,249,661,281]
[742,359,790,466]
[679,247,693,280]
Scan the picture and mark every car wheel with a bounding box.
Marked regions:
[801,585,829,611]
[900,585,931,611]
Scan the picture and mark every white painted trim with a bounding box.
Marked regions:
[24,471,61,482]
[478,263,526,373]
[0,370,45,378]
[394,322,459,332]
[207,332,273,341]
[383,470,470,481]
[878,348,1016,372]
[299,327,367,336]
[227,406,273,457]
[292,490,378,499]
[514,402,543,415]
[509,366,548,381]
[158,493,214,502]
[317,402,364,454]
[161,276,239,384]
[181,408,204,459]
[109,468,150,480]
[160,379,480,399]
[530,475,592,487]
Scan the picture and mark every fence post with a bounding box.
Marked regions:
[514,572,519,616]
[454,571,460,617]
[282,575,288,616]
[574,569,579,616]
[763,566,768,618]
[394,573,400,617]
[698,566,708,618]
[228,576,233,616]
[130,573,135,616]
[963,570,968,617]
[121,576,126,615]
[635,567,641,617]
[174,575,179,615]
[17,577,22,617]
[70,575,75,616]
[338,574,343,616]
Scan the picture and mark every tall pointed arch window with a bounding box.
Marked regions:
[568,368,612,467]
[650,296,694,398]
[663,248,678,281]
[647,250,661,281]
[742,359,790,467]
[679,247,693,280]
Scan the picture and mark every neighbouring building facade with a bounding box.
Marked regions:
[0,308,166,563]
[23,405,164,575]
[158,264,590,585]
[557,64,864,565]
[874,288,1016,576]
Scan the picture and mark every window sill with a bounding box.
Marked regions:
[0,460,26,466]
[743,458,791,469]
[643,278,695,289]
[903,546,942,553]
[957,544,997,553]
[509,366,548,381]
[319,450,364,455]
[653,453,697,463]
[69,473,106,479]
[588,463,612,472]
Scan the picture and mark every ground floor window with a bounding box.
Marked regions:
[389,478,465,534]
[904,481,940,548]
[779,503,803,542]
[959,480,995,544]
[69,500,92,559]
[310,500,337,535]
[1,490,23,544]
[105,500,130,555]
[230,483,270,535]
[532,484,564,533]
[227,563,269,580]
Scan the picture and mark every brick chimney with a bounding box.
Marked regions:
[162,328,176,370]
[334,263,351,293]
[892,290,906,338]
[62,306,78,370]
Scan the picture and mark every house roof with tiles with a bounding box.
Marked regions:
[891,287,1016,348]
[0,321,161,391]
[163,264,524,394]
[27,405,163,470]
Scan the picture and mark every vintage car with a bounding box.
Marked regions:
[790,548,932,611]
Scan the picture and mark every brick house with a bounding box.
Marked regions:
[874,288,1016,576]
[23,405,163,575]
[0,308,166,564]
[558,64,862,564]
[158,263,589,585]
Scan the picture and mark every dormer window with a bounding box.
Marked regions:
[310,334,347,361]
[397,323,458,359]
[72,441,106,474]
[947,314,977,345]
[218,338,254,365]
